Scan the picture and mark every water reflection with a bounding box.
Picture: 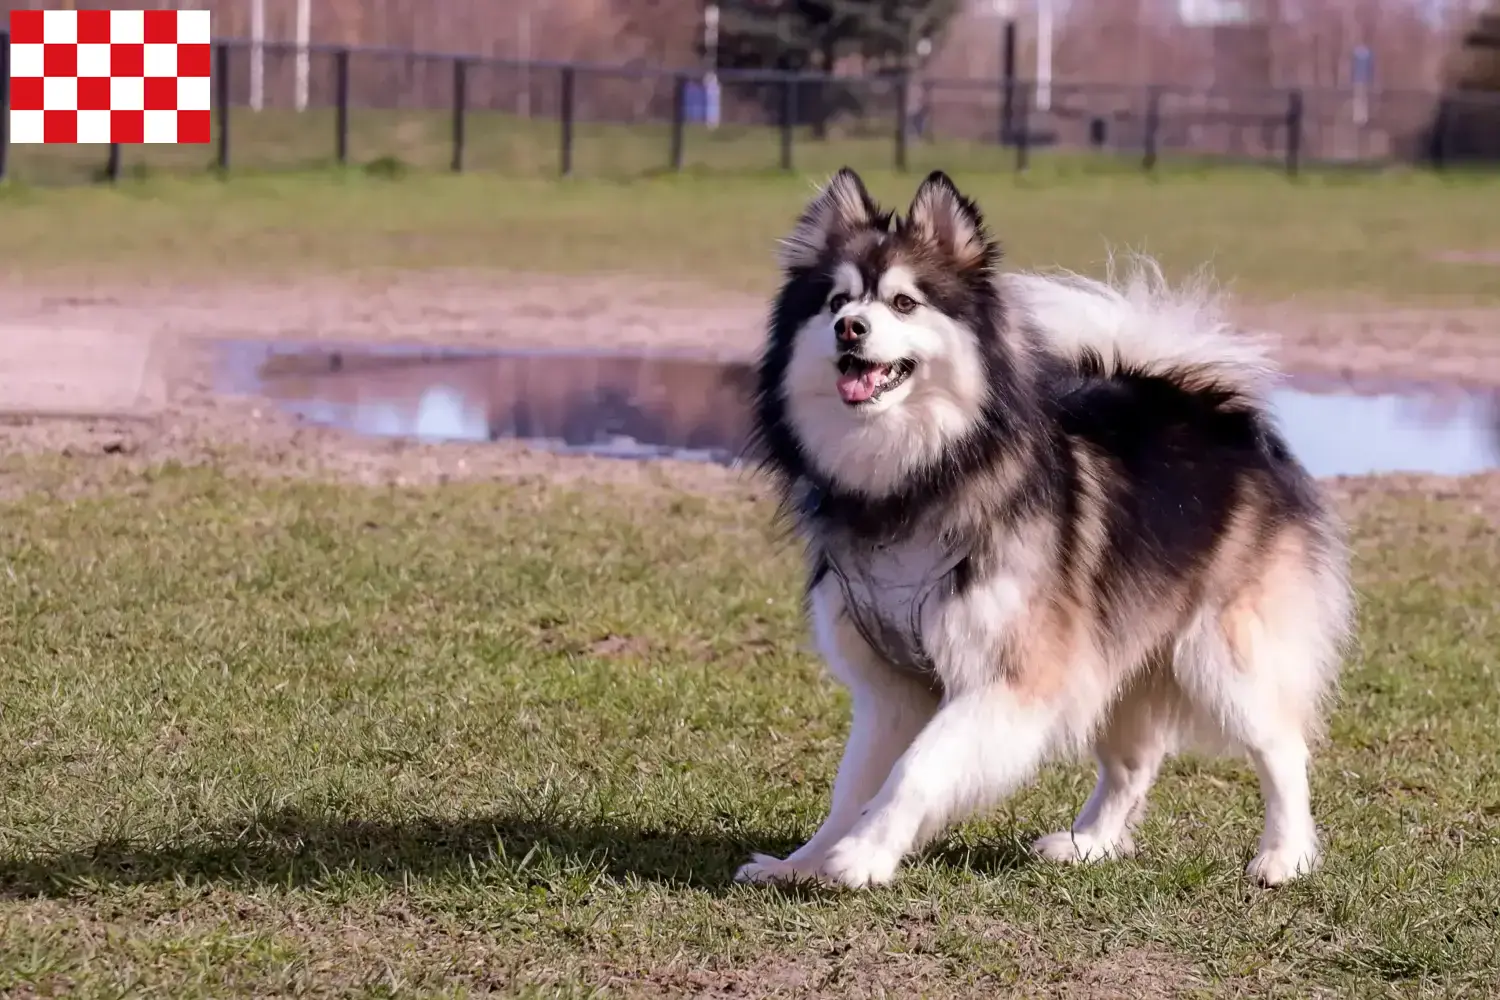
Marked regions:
[213,341,1500,479]
[1272,382,1500,478]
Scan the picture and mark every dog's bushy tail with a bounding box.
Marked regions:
[1006,254,1277,409]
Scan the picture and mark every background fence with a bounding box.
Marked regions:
[1,34,1498,186]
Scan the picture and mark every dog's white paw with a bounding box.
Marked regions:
[734,853,821,886]
[1246,842,1319,886]
[1032,829,1135,864]
[817,836,902,889]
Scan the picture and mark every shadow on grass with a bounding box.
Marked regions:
[925,837,1038,879]
[0,808,804,898]
[0,809,1047,899]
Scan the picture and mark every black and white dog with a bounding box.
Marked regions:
[737,168,1352,889]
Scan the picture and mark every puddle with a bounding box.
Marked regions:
[1272,374,1500,478]
[213,340,1500,479]
[214,340,759,466]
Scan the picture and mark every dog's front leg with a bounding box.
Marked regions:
[735,585,939,885]
[816,685,1055,888]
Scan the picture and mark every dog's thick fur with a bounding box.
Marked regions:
[736,168,1354,889]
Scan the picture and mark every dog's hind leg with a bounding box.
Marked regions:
[1173,531,1349,887]
[1033,665,1178,864]
[1176,625,1322,885]
[735,586,940,885]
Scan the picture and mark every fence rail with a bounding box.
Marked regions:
[2,33,1498,186]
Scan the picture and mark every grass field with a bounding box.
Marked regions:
[0,466,1497,997]
[6,108,931,185]
[2,165,1500,306]
[0,96,1235,187]
[2,157,1499,996]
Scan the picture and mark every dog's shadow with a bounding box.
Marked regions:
[0,808,1048,900]
[924,836,1038,878]
[0,808,805,900]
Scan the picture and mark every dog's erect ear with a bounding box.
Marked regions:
[777,168,880,273]
[906,171,1000,274]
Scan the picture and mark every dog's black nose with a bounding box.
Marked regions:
[835,315,869,345]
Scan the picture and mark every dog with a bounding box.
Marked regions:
[735,168,1353,890]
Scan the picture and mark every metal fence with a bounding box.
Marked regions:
[2,35,1498,185]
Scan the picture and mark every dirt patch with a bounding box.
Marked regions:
[1429,250,1500,267]
[0,272,1498,500]
[1249,302,1500,388]
[595,932,1206,999]
[0,328,168,419]
[1329,471,1500,520]
[2,273,1497,382]
[587,634,654,659]
[0,272,764,356]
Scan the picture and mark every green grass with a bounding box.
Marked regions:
[1,462,1497,997]
[1,100,1282,187]
[2,165,1500,306]
[3,108,963,184]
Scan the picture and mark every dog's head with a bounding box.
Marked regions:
[755,168,1021,502]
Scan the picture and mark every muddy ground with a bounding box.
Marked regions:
[1,273,1498,509]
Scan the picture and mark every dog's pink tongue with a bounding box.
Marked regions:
[837,369,882,403]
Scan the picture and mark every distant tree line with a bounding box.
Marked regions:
[713,0,957,73]
[709,0,960,135]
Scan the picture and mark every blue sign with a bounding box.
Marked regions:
[1352,45,1374,87]
[683,77,722,126]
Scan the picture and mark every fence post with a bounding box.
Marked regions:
[893,73,909,172]
[335,49,350,165]
[104,143,121,183]
[669,74,687,172]
[451,58,468,173]
[1013,83,1030,172]
[999,19,1016,144]
[1431,97,1450,170]
[1284,89,1303,177]
[0,30,10,183]
[214,42,230,173]
[1143,86,1161,172]
[559,66,576,176]
[779,77,796,172]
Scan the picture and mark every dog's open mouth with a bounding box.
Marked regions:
[836,356,917,405]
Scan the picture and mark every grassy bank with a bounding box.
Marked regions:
[2,167,1499,305]
[1,463,1496,997]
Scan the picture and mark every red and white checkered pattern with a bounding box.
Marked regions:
[8,9,211,144]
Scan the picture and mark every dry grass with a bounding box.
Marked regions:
[0,462,1497,997]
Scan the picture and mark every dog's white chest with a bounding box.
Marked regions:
[823,528,965,677]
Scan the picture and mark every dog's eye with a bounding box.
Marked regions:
[828,293,851,313]
[891,294,919,314]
